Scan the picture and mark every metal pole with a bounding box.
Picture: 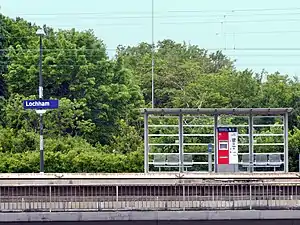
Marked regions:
[39,35,44,173]
[182,184,185,211]
[249,114,254,173]
[249,185,252,210]
[214,114,218,173]
[284,112,289,173]
[208,144,212,172]
[49,186,52,212]
[144,112,149,173]
[151,0,155,108]
[179,114,184,172]
[116,185,119,207]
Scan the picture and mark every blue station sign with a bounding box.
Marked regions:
[217,127,237,132]
[23,100,59,110]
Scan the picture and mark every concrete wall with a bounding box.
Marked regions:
[0,220,300,225]
[0,210,300,223]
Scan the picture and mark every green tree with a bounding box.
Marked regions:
[172,69,260,108]
[4,25,144,145]
[0,14,8,97]
[2,12,300,173]
[117,39,234,107]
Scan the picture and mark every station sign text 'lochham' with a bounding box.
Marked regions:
[23,100,59,110]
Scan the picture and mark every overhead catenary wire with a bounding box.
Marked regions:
[4,17,300,27]
[5,6,300,27]
[161,18,300,25]
[0,48,116,52]
[0,17,298,30]
[3,6,300,75]
[4,47,300,52]
[1,61,300,67]
[14,6,300,16]
[5,29,300,41]
[14,12,300,20]
[169,7,300,13]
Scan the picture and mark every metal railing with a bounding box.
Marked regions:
[1,182,300,212]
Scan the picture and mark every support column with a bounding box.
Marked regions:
[284,112,289,173]
[179,114,184,172]
[144,112,149,173]
[249,113,254,173]
[208,143,212,172]
[214,114,218,173]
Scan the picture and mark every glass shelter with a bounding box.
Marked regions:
[142,108,293,173]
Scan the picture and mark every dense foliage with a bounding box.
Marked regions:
[0,14,300,172]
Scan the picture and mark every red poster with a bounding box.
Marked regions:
[218,131,229,164]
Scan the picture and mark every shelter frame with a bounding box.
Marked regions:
[142,108,293,173]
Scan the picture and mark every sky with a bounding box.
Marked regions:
[1,0,300,76]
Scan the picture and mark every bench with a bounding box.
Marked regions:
[152,154,194,171]
[240,154,283,171]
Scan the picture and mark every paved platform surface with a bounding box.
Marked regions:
[0,172,299,186]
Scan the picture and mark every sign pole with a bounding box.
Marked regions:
[24,27,59,175]
[38,33,44,174]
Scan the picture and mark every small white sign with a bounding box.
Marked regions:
[229,132,238,164]
[35,110,47,114]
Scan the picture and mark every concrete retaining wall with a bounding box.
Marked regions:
[1,220,300,225]
[1,199,300,212]
[0,210,300,222]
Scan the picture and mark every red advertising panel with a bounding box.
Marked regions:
[217,129,229,165]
